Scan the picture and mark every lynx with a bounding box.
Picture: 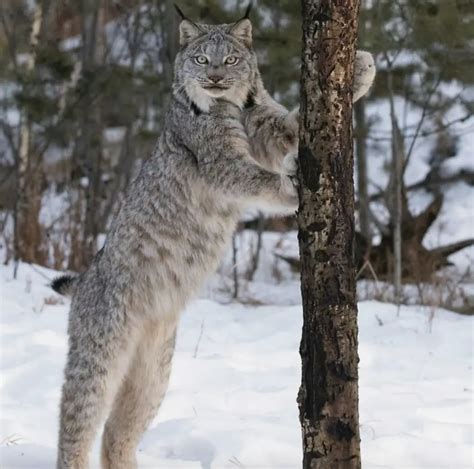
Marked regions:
[53,7,375,469]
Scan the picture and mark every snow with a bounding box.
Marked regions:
[1,262,472,468]
[363,75,474,192]
[423,182,474,272]
[104,127,127,144]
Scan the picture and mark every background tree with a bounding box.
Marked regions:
[297,0,361,467]
[0,0,472,311]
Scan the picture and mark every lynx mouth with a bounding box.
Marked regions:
[201,85,231,98]
[201,84,230,91]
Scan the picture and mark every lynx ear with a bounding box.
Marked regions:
[175,5,203,46]
[230,19,252,47]
[179,20,202,46]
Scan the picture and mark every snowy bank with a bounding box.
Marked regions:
[0,262,472,468]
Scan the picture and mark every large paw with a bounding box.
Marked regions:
[282,152,298,177]
[279,153,299,207]
[280,108,299,155]
[279,173,298,207]
[285,107,299,134]
[353,50,376,102]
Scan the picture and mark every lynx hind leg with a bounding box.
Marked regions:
[101,318,178,469]
[353,50,376,102]
[57,313,138,469]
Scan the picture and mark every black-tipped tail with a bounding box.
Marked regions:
[51,274,78,297]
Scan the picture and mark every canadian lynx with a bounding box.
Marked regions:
[53,7,375,469]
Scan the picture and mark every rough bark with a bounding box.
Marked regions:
[297,1,361,467]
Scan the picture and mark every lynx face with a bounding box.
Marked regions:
[175,19,258,111]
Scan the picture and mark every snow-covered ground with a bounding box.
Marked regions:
[1,262,472,468]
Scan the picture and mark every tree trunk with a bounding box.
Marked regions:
[297,1,361,467]
[68,0,104,270]
[161,0,179,94]
[354,99,371,243]
[354,3,370,244]
[387,69,404,305]
[14,0,49,269]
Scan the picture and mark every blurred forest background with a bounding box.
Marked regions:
[0,0,473,310]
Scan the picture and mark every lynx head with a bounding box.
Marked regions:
[173,4,258,112]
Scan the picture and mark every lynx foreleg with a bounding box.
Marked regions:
[196,119,298,209]
[245,50,375,173]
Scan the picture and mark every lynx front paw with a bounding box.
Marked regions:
[353,51,376,102]
[282,152,298,177]
[279,174,298,207]
[286,107,299,134]
[279,153,299,207]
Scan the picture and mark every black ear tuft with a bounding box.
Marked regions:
[243,2,253,19]
[174,4,187,20]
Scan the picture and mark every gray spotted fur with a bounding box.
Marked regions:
[56,15,375,469]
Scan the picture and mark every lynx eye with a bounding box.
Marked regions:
[194,55,208,65]
[225,55,239,66]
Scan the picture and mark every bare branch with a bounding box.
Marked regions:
[431,239,474,258]
[366,113,473,142]
[403,75,442,173]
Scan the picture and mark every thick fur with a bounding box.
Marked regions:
[56,16,376,469]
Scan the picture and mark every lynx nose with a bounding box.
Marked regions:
[207,74,223,84]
